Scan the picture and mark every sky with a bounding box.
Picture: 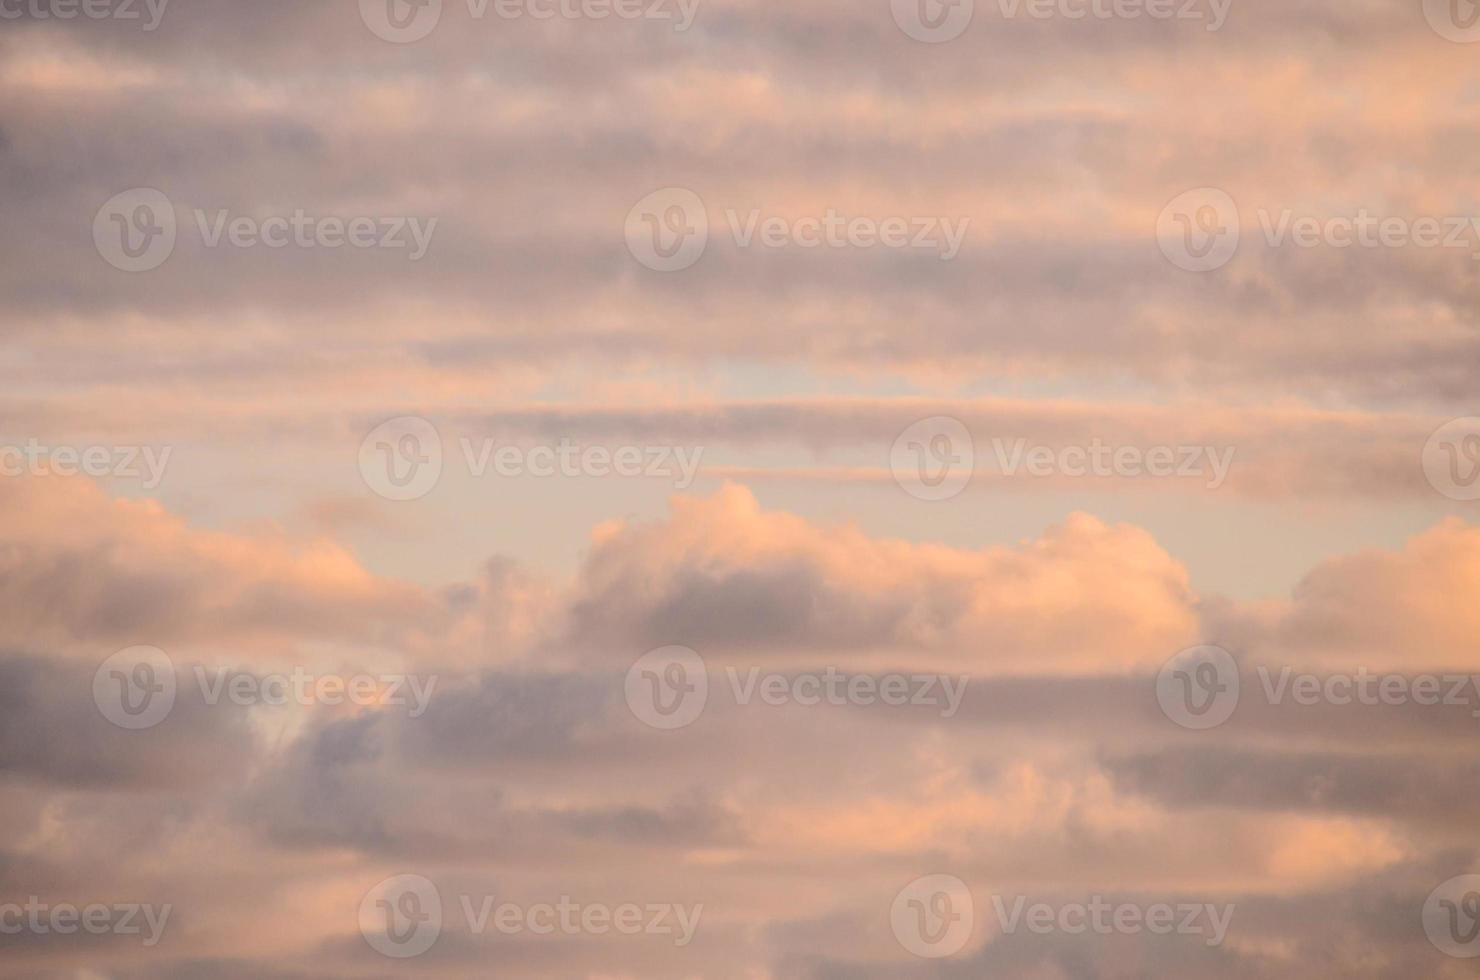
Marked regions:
[3,0,1480,976]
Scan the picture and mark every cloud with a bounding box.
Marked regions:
[562,483,1198,669]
